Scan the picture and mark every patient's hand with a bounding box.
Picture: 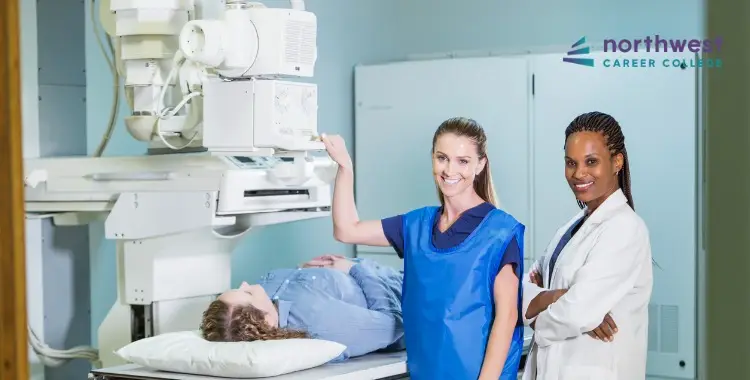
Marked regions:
[301,254,347,268]
[329,256,355,274]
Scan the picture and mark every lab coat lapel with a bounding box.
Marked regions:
[585,188,628,225]
[543,208,586,288]
[548,189,628,286]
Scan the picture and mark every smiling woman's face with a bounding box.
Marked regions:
[432,133,485,200]
[564,130,622,210]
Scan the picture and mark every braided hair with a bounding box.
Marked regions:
[200,300,309,342]
[564,111,634,210]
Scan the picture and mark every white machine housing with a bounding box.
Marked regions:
[203,79,319,155]
[179,5,317,78]
[104,0,321,155]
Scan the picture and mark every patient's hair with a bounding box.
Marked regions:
[432,117,498,207]
[200,300,310,342]
[564,111,634,210]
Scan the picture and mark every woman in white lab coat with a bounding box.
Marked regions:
[521,111,653,380]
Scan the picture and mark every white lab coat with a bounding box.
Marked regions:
[521,189,653,380]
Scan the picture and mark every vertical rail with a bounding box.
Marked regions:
[0,0,29,379]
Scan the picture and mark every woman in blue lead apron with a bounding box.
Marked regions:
[321,117,525,380]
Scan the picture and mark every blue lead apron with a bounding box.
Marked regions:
[402,206,525,380]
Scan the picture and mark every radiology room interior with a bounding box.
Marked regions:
[7,0,750,379]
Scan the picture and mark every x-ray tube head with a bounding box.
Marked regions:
[178,4,317,78]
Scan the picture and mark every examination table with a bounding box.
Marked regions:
[90,352,408,380]
[90,336,532,379]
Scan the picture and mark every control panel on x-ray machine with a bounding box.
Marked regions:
[22,0,357,374]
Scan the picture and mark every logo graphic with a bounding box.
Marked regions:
[563,36,594,67]
[562,35,723,69]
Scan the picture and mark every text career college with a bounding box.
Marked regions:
[602,35,722,69]
[601,57,722,69]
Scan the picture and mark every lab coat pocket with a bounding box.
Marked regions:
[559,366,616,380]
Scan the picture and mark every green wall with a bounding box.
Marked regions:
[705,1,750,378]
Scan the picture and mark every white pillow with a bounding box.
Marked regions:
[115,330,346,378]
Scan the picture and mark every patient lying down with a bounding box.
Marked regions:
[200,256,405,361]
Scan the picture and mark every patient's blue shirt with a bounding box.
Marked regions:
[257,260,404,361]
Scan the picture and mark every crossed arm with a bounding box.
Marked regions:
[522,224,649,347]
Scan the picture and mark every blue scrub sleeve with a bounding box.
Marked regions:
[500,237,524,327]
[499,237,521,280]
[381,215,405,258]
